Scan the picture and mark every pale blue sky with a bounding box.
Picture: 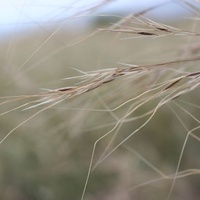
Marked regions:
[0,0,197,35]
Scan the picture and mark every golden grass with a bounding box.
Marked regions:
[1,1,200,200]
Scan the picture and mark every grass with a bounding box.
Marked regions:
[0,0,200,200]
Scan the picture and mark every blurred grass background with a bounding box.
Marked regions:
[0,1,200,200]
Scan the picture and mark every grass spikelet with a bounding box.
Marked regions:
[1,1,200,200]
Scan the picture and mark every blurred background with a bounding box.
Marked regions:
[0,0,200,200]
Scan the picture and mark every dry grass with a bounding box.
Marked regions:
[1,1,200,200]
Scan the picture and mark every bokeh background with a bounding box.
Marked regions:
[0,0,200,200]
